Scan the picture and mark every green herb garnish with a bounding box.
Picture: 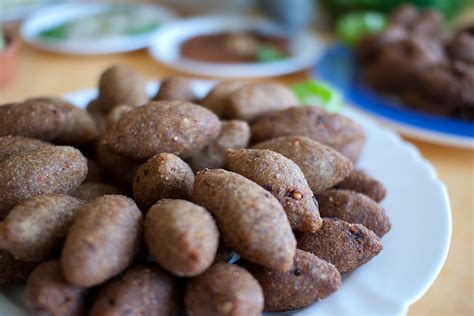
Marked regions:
[256,45,288,62]
[292,80,344,113]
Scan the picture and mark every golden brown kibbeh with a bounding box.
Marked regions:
[193,169,296,272]
[241,249,341,312]
[25,261,87,316]
[145,199,219,277]
[86,99,108,134]
[0,250,36,285]
[133,153,194,211]
[61,195,143,287]
[227,83,298,121]
[71,182,122,202]
[104,101,221,160]
[0,101,65,141]
[188,120,250,172]
[90,264,181,316]
[0,194,85,262]
[317,189,391,237]
[106,104,135,130]
[185,263,264,316]
[153,76,196,102]
[200,81,244,117]
[27,97,99,146]
[253,136,353,194]
[336,169,387,202]
[296,218,383,274]
[0,146,87,216]
[225,148,322,232]
[97,65,148,112]
[251,106,366,162]
[0,135,51,163]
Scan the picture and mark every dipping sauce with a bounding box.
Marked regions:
[180,31,290,63]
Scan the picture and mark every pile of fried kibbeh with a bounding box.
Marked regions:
[0,65,391,315]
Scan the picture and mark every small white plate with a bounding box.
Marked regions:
[0,81,451,315]
[148,16,325,78]
[20,3,176,55]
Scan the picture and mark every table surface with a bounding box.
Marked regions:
[1,42,473,315]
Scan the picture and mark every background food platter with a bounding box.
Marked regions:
[315,44,474,149]
[0,81,451,315]
[148,16,325,78]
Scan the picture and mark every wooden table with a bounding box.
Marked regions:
[1,43,473,315]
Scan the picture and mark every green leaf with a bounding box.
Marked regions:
[256,45,288,62]
[38,23,71,41]
[336,11,387,45]
[291,80,344,113]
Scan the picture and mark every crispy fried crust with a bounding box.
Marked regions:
[90,263,180,316]
[241,249,341,312]
[153,76,196,102]
[336,169,386,202]
[0,101,65,141]
[193,169,296,272]
[0,194,85,262]
[25,261,87,316]
[188,120,250,172]
[253,136,353,193]
[296,218,382,274]
[200,81,244,117]
[60,195,143,287]
[250,107,366,162]
[133,153,194,211]
[0,146,87,215]
[0,136,51,163]
[225,148,322,232]
[227,83,298,121]
[318,189,391,237]
[104,101,221,161]
[185,263,264,316]
[97,65,148,112]
[145,199,219,277]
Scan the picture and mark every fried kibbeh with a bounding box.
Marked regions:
[106,104,135,129]
[227,83,298,121]
[225,148,322,232]
[133,153,194,210]
[193,169,296,272]
[297,218,382,274]
[185,263,264,316]
[145,199,219,277]
[25,261,87,316]
[97,65,148,112]
[318,189,391,237]
[200,81,244,117]
[61,195,143,287]
[0,250,36,285]
[86,99,108,134]
[0,146,87,215]
[28,97,99,146]
[241,249,341,312]
[188,120,250,171]
[336,169,387,202]
[71,182,122,201]
[0,135,51,163]
[253,136,353,193]
[153,76,196,102]
[0,194,85,262]
[90,263,180,316]
[251,106,366,162]
[104,101,221,160]
[0,101,65,141]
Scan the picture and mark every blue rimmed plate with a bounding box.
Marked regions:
[315,44,474,148]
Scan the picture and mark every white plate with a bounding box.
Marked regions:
[0,0,63,23]
[148,16,325,78]
[20,3,176,55]
[0,81,451,315]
